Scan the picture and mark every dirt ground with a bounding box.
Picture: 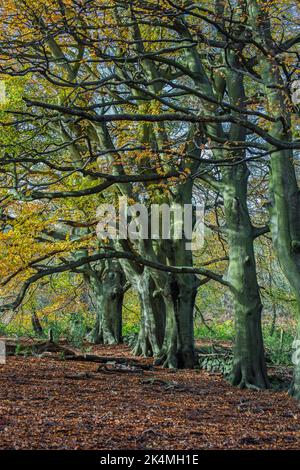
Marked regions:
[0,344,299,450]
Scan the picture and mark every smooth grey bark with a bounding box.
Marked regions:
[133,269,166,357]
[120,233,197,368]
[121,16,198,367]
[223,163,269,389]
[154,269,197,368]
[116,178,198,368]
[122,248,197,367]
[119,253,166,357]
[249,0,300,398]
[180,25,268,380]
[151,182,198,369]
[222,50,269,389]
[267,144,300,398]
[88,260,125,345]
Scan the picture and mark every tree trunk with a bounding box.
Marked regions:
[290,319,300,400]
[223,164,269,389]
[248,0,300,396]
[131,269,165,357]
[151,188,198,369]
[119,256,166,358]
[154,273,196,368]
[31,311,44,337]
[175,274,197,368]
[220,49,269,389]
[154,183,198,369]
[92,284,123,345]
[89,261,125,345]
[267,148,300,398]
[268,151,300,398]
[183,39,268,377]
[230,303,269,389]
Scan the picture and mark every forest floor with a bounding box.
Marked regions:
[0,343,299,450]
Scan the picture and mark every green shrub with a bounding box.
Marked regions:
[194,320,235,342]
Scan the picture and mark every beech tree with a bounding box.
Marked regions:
[246,0,300,398]
[0,0,221,369]
[0,0,300,395]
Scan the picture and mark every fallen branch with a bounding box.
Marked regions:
[141,378,182,390]
[33,341,75,356]
[97,364,145,374]
[64,372,101,380]
[4,338,76,357]
[63,354,153,370]
[64,363,147,379]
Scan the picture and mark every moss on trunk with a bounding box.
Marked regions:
[223,163,269,389]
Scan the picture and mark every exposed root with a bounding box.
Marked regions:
[237,380,262,391]
[229,363,270,391]
[132,339,153,358]
[154,353,178,369]
[155,349,195,369]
